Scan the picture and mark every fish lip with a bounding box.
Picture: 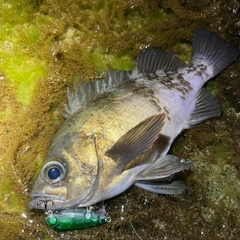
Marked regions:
[29,194,66,210]
[30,193,66,201]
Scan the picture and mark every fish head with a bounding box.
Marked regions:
[29,113,167,210]
[29,131,100,210]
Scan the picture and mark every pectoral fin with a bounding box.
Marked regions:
[105,113,165,172]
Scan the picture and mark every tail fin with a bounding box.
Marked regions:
[191,28,240,77]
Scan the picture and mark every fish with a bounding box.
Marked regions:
[29,28,240,210]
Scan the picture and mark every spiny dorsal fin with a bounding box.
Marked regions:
[134,48,187,74]
[184,88,223,129]
[105,113,165,172]
[62,70,131,119]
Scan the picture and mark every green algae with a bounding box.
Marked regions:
[172,43,192,64]
[91,50,134,71]
[0,0,240,239]
[0,0,54,227]
[0,181,24,215]
[0,1,29,25]
[0,0,48,105]
[1,54,47,105]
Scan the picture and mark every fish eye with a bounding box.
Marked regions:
[41,160,66,184]
[48,167,60,180]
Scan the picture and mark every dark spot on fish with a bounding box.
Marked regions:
[128,81,162,112]
[156,73,192,97]
[136,70,193,98]
[146,89,162,112]
[195,65,209,78]
[197,64,207,71]
[195,71,203,76]
[145,73,158,80]
[163,106,171,121]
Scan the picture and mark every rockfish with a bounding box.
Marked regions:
[29,29,240,210]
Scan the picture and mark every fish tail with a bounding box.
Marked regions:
[190,28,240,77]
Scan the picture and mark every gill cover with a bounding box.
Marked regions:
[30,131,100,209]
[54,131,100,205]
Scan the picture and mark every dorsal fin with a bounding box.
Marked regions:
[134,48,187,74]
[62,70,131,119]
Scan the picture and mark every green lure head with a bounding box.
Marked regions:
[46,207,111,231]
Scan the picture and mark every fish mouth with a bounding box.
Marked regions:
[29,194,66,210]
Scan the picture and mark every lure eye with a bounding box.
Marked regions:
[41,160,66,184]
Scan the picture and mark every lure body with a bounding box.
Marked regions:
[46,208,110,231]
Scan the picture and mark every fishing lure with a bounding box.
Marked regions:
[45,207,111,231]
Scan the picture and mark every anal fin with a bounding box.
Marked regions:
[184,88,223,129]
